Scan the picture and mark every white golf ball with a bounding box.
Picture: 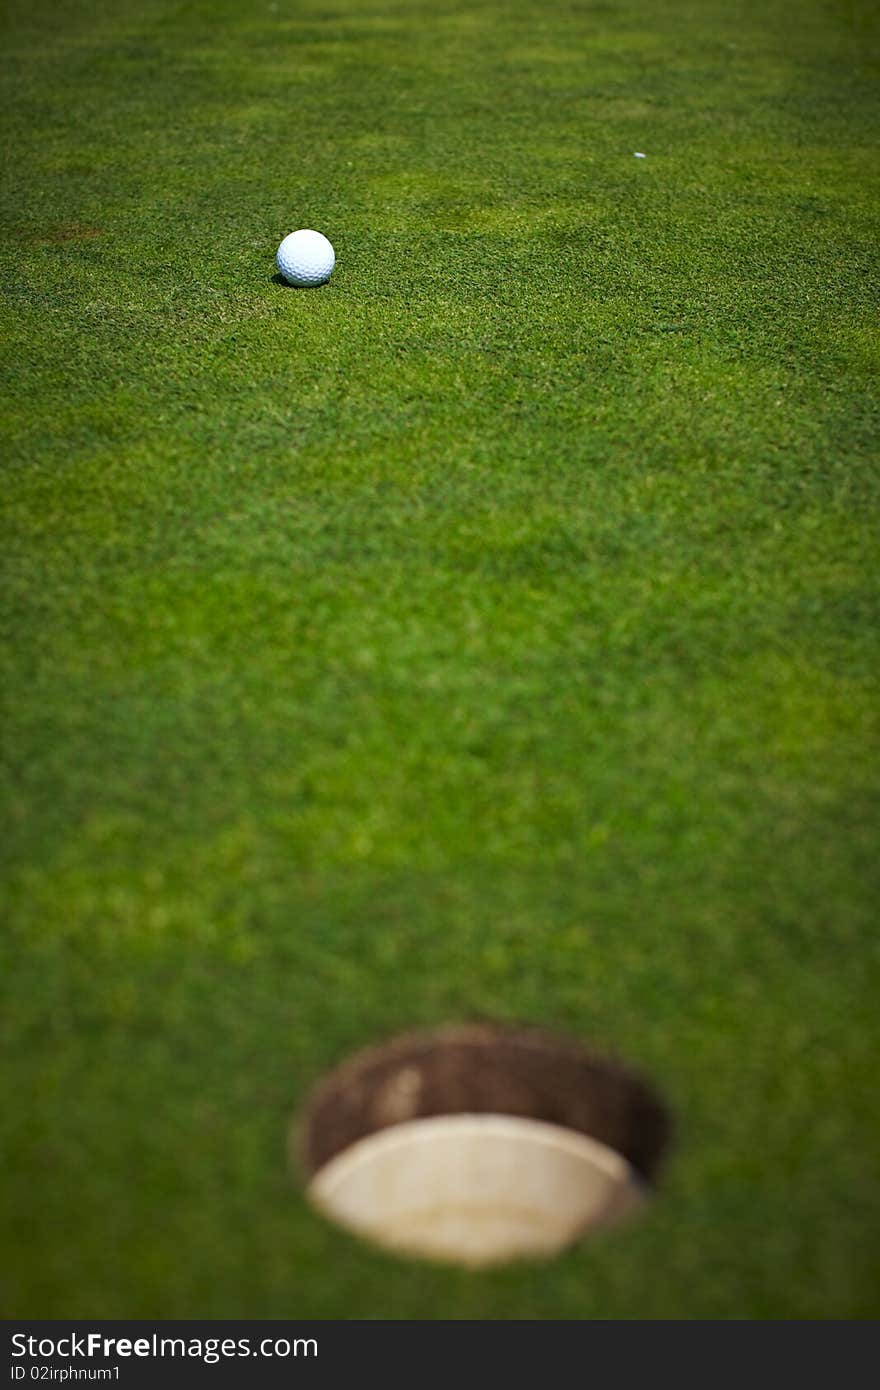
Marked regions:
[276,229,335,287]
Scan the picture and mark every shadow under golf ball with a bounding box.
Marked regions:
[271,272,333,289]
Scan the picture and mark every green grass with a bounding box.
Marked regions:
[2,0,879,1319]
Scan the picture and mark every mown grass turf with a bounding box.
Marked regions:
[2,0,879,1318]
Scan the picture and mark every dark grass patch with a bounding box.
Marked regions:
[16,222,104,245]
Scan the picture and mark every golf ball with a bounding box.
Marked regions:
[276,229,335,287]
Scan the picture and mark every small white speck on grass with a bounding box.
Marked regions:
[634,152,647,158]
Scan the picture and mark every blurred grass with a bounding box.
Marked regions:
[1,0,879,1317]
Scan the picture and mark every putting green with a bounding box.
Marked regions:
[1,0,879,1317]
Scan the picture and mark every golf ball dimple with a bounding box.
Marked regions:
[276,229,335,287]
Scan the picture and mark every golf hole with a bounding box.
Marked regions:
[296,1024,670,1268]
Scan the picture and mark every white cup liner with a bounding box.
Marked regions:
[307,1112,646,1267]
